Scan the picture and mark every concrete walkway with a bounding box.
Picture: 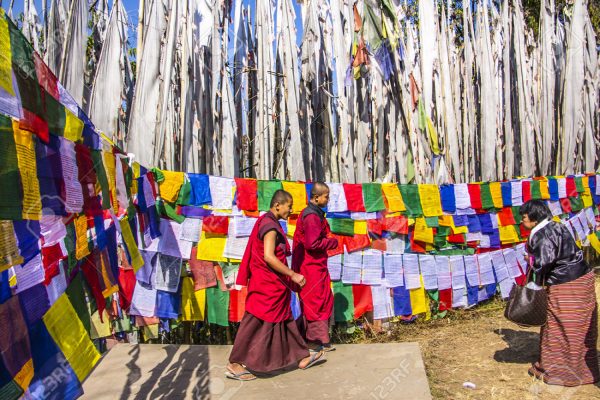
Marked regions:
[81,343,431,399]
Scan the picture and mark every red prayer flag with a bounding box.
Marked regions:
[229,287,248,323]
[118,267,136,311]
[235,178,258,211]
[353,284,374,319]
[522,180,531,202]
[188,248,218,290]
[497,207,516,226]
[467,184,482,209]
[327,234,345,257]
[343,234,371,253]
[447,233,465,244]
[202,216,229,235]
[438,288,452,311]
[371,238,387,252]
[34,53,59,98]
[560,197,572,213]
[20,109,49,143]
[566,177,577,197]
[383,215,408,234]
[343,183,366,212]
[367,219,383,236]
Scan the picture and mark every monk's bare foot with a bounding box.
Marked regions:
[298,350,325,369]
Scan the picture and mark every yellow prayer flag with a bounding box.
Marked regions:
[143,324,160,339]
[417,184,442,217]
[499,225,520,244]
[438,215,454,227]
[539,178,550,200]
[120,216,144,272]
[103,151,118,213]
[409,276,429,317]
[181,277,206,321]
[381,183,406,212]
[413,217,434,243]
[158,170,184,203]
[90,310,112,340]
[74,215,91,260]
[14,359,33,391]
[582,193,593,208]
[0,220,23,272]
[0,10,14,96]
[354,220,367,235]
[588,233,600,255]
[281,181,307,214]
[489,182,503,208]
[287,223,296,238]
[43,294,101,382]
[13,122,41,219]
[99,252,118,298]
[197,231,227,262]
[63,109,84,142]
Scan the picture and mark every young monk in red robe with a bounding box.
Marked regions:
[292,182,339,351]
[226,190,325,381]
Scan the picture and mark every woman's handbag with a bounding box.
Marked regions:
[504,267,547,327]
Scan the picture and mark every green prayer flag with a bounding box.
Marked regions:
[258,180,283,211]
[399,184,423,217]
[64,221,77,275]
[511,206,522,224]
[8,19,44,119]
[362,183,385,212]
[156,199,185,223]
[0,381,23,400]
[176,180,192,205]
[479,183,494,209]
[91,150,111,210]
[327,218,355,236]
[436,226,451,236]
[65,272,92,335]
[0,115,23,219]
[425,216,439,228]
[45,92,66,135]
[206,286,230,327]
[574,176,584,193]
[333,281,354,322]
[569,196,583,212]
[530,180,542,200]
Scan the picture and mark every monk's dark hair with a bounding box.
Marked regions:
[519,200,552,222]
[270,190,293,207]
[310,182,329,198]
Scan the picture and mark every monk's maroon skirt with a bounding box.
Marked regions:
[229,312,309,373]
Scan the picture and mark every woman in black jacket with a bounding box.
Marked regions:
[520,200,599,386]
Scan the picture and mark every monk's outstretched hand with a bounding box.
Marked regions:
[292,272,306,288]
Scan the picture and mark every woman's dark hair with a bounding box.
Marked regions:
[519,200,552,222]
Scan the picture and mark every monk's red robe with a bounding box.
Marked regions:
[236,211,292,323]
[292,203,338,322]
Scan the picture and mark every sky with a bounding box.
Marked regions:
[7,0,305,48]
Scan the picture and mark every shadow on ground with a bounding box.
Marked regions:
[118,346,210,400]
[493,328,539,364]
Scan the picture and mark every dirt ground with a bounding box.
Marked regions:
[350,278,600,399]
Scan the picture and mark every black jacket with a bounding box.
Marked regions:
[527,220,591,286]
